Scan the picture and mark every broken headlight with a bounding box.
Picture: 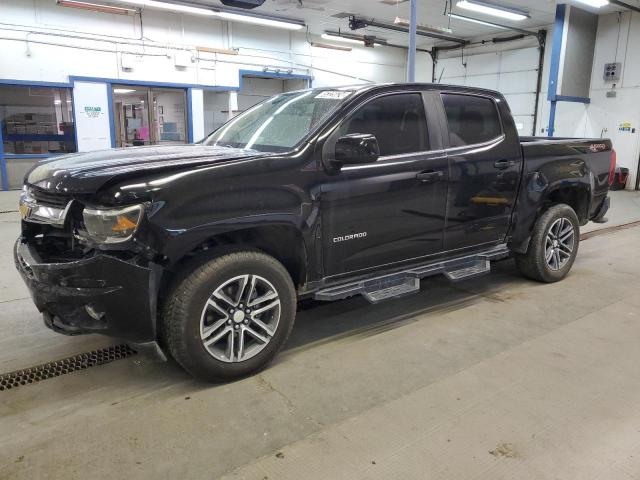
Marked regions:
[82,204,144,244]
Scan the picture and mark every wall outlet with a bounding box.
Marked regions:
[603,62,621,82]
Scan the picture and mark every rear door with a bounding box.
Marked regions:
[439,92,522,251]
[320,91,448,277]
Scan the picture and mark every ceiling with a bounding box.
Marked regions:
[188,0,638,46]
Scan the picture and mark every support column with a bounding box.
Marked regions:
[407,0,417,82]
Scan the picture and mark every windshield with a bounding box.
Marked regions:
[203,89,353,152]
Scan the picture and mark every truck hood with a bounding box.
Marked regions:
[26,144,265,194]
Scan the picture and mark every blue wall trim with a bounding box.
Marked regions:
[106,84,117,148]
[555,95,591,104]
[0,79,72,88]
[186,88,194,144]
[0,121,7,191]
[69,76,239,92]
[548,101,557,138]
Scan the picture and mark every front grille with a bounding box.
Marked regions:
[0,345,137,391]
[29,188,72,209]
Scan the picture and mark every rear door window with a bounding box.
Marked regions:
[441,93,502,147]
[339,93,429,156]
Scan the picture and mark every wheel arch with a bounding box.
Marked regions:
[159,224,309,302]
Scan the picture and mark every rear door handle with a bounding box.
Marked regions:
[416,170,444,183]
[494,159,515,170]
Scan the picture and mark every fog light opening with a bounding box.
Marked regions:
[85,304,106,321]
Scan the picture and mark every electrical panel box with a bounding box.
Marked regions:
[603,62,621,82]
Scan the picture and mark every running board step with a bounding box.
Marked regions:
[443,259,490,282]
[314,244,509,304]
[363,275,420,304]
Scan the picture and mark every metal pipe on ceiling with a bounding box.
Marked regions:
[348,15,468,45]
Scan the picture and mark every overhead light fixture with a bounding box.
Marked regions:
[310,42,352,52]
[321,33,364,45]
[113,88,137,93]
[448,13,508,29]
[456,0,529,21]
[216,11,304,30]
[57,0,137,14]
[110,0,215,15]
[110,1,305,29]
[572,0,609,7]
[394,16,453,34]
[54,99,62,105]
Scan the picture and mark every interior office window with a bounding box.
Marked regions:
[0,85,76,155]
[441,94,502,147]
[340,93,429,156]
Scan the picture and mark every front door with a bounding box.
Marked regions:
[320,92,448,278]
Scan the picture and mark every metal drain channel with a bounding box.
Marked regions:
[0,344,137,391]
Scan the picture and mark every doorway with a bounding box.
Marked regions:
[112,85,187,148]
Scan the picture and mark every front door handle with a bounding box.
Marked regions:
[416,170,444,183]
[494,159,515,170]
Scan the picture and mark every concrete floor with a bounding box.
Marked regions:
[1,190,639,479]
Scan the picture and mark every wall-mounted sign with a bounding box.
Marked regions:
[618,122,635,133]
[84,106,104,119]
[74,82,112,151]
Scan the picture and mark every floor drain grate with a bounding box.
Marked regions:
[0,344,137,391]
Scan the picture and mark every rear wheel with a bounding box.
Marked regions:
[515,204,579,283]
[163,250,296,382]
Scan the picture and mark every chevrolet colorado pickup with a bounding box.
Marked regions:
[15,84,614,381]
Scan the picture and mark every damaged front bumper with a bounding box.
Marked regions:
[14,238,160,346]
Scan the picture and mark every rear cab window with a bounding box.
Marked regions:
[441,93,503,148]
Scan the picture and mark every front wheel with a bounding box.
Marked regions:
[162,250,297,382]
[515,204,580,283]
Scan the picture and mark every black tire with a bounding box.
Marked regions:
[162,250,296,382]
[514,204,580,283]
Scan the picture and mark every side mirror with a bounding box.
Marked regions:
[333,133,380,167]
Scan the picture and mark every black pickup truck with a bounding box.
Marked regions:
[15,83,614,381]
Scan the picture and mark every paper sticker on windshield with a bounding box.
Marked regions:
[315,91,352,100]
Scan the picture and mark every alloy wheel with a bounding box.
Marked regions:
[545,217,575,271]
[199,274,281,363]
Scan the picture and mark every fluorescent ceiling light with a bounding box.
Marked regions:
[113,88,137,93]
[110,1,304,29]
[321,33,363,45]
[310,42,352,52]
[54,99,62,105]
[572,0,609,7]
[216,11,304,30]
[57,0,137,15]
[448,13,508,29]
[394,16,453,34]
[456,0,529,21]
[110,0,215,15]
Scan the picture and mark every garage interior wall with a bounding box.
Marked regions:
[0,0,413,188]
[430,37,542,136]
[542,11,640,190]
